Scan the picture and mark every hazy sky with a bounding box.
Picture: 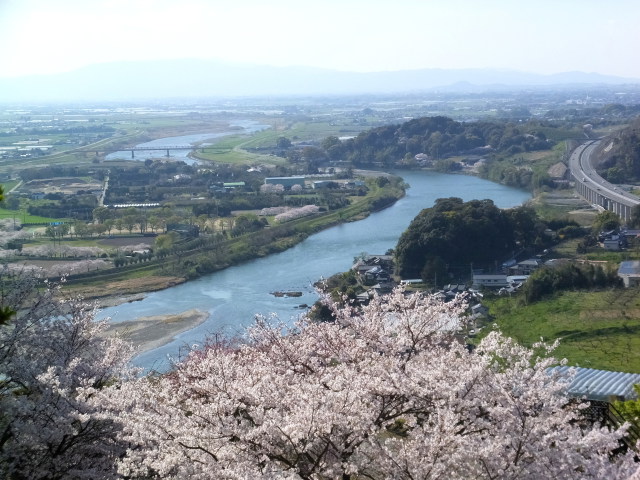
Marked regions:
[1,0,639,79]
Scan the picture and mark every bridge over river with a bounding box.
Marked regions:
[569,140,640,222]
[79,144,216,158]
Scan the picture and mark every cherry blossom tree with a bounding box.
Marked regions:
[100,288,638,479]
[260,206,289,216]
[0,270,134,479]
[274,205,320,223]
[261,183,285,194]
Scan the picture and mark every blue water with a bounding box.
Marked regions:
[105,120,268,165]
[98,169,531,371]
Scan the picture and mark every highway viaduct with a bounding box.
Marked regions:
[569,140,640,223]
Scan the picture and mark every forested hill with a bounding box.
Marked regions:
[338,116,551,168]
[598,117,640,183]
[394,198,546,281]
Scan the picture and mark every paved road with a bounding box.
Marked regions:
[569,140,640,211]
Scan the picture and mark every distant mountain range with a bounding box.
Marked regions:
[1,59,638,102]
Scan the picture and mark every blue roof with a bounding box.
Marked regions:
[619,260,640,275]
[551,366,640,401]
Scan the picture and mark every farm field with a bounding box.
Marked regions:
[485,288,640,372]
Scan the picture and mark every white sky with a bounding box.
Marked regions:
[1,0,639,79]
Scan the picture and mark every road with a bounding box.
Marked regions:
[569,140,640,220]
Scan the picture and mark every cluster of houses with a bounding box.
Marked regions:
[350,254,395,304]
[470,257,544,294]
[350,254,546,304]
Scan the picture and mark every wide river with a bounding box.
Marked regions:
[105,120,268,164]
[98,168,530,371]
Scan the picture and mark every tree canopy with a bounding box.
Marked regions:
[1,278,640,478]
[395,198,536,280]
[338,116,552,169]
[97,288,638,479]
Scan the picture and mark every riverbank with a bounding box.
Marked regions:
[72,276,188,307]
[64,174,406,305]
[100,308,210,354]
[94,169,531,370]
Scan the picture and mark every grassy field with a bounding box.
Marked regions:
[0,207,64,224]
[191,134,287,165]
[484,288,640,373]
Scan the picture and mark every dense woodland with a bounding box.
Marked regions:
[337,116,552,166]
[394,198,554,281]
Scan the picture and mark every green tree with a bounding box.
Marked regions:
[90,223,107,237]
[614,385,640,428]
[420,256,448,287]
[629,205,640,229]
[73,220,90,238]
[276,136,292,149]
[3,196,20,210]
[321,136,341,151]
[592,210,621,234]
[92,206,111,224]
[395,198,516,279]
[123,215,137,234]
[154,232,177,254]
[104,219,115,235]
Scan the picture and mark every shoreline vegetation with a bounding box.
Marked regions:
[66,170,406,301]
[75,171,405,352]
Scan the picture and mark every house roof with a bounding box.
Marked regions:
[518,259,541,266]
[551,366,640,401]
[618,260,640,276]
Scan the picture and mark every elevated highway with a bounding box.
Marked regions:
[569,140,640,222]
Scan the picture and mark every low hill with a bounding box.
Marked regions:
[1,59,638,101]
[597,118,640,182]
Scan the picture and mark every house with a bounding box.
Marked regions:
[344,180,366,188]
[470,303,488,316]
[472,274,509,289]
[506,275,529,285]
[603,235,622,251]
[352,255,394,275]
[618,260,640,287]
[621,229,640,248]
[443,284,466,293]
[509,259,542,276]
[363,265,390,283]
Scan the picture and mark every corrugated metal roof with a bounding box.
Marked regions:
[551,366,640,401]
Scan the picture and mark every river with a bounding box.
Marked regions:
[98,169,531,371]
[105,120,269,165]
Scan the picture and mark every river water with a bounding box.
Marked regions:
[98,169,531,372]
[105,120,268,165]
